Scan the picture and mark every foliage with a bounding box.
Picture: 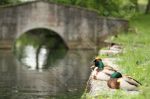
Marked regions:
[0,0,21,5]
[145,0,150,14]
[0,0,148,18]
[49,0,147,18]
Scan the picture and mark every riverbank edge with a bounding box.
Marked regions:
[81,41,124,98]
[82,14,150,99]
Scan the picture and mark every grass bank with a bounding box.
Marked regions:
[110,14,150,99]
[82,14,150,99]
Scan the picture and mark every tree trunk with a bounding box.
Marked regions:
[135,0,139,12]
[130,0,139,12]
[145,0,150,14]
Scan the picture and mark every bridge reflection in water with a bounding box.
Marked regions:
[0,28,97,98]
[0,49,96,98]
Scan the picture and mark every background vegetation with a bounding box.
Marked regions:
[49,0,149,18]
[1,0,150,18]
[0,0,21,5]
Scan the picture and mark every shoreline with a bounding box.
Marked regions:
[83,42,140,98]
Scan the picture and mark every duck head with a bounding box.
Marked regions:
[107,72,122,89]
[93,57,104,70]
[111,72,122,78]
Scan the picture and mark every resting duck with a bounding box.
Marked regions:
[91,57,117,81]
[109,43,122,51]
[107,72,142,91]
[91,57,115,70]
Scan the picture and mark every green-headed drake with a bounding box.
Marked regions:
[107,72,142,91]
[91,56,116,70]
[91,57,117,80]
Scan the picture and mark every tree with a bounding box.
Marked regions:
[130,0,139,12]
[145,0,150,14]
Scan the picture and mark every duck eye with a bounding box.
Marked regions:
[93,59,96,62]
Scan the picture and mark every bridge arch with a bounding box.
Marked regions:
[15,27,69,49]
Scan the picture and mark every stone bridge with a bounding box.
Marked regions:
[0,0,128,49]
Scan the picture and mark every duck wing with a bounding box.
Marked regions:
[124,76,142,87]
[104,72,111,76]
[103,68,117,75]
[104,65,117,72]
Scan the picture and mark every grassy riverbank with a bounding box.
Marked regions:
[106,14,150,99]
[82,14,150,99]
[110,14,150,99]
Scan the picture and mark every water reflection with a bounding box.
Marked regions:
[9,28,97,98]
[0,50,96,99]
[17,45,67,70]
[14,28,68,70]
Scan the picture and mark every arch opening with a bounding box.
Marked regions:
[13,28,68,70]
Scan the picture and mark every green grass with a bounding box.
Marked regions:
[82,14,150,99]
[108,14,150,99]
[111,14,150,99]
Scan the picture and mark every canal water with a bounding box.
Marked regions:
[0,50,96,99]
[0,28,97,99]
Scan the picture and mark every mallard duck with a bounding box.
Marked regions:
[91,67,117,81]
[91,56,115,70]
[107,72,142,91]
[91,57,117,80]
[109,43,122,51]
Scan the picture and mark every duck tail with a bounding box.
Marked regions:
[125,76,142,86]
[131,78,142,86]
